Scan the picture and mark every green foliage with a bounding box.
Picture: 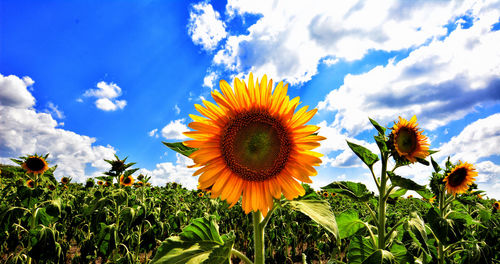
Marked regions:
[346,141,379,168]
[322,181,374,202]
[163,142,198,157]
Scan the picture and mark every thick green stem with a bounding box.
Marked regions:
[232,249,254,264]
[253,211,265,264]
[438,186,446,264]
[377,153,388,249]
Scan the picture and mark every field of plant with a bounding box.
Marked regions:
[0,151,498,263]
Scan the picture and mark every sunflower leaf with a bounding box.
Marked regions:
[347,235,377,264]
[431,156,441,173]
[163,142,198,157]
[361,249,396,264]
[369,117,386,135]
[416,157,430,166]
[322,181,374,202]
[336,209,366,239]
[388,188,407,199]
[285,200,339,245]
[387,172,425,191]
[151,215,233,264]
[346,141,379,168]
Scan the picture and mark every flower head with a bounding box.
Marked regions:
[105,181,111,187]
[61,177,70,185]
[97,180,103,186]
[198,192,204,198]
[390,116,429,163]
[184,73,324,216]
[22,155,49,175]
[443,161,477,195]
[26,179,35,188]
[47,184,56,191]
[120,175,134,187]
[494,201,499,210]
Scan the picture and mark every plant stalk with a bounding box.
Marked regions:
[253,211,265,264]
[377,153,388,249]
[232,249,254,264]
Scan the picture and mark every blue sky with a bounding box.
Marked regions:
[1,0,500,198]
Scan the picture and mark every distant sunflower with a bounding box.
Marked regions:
[407,195,413,199]
[443,161,477,195]
[61,177,70,185]
[47,184,56,191]
[331,193,337,197]
[120,175,134,187]
[146,182,151,187]
[322,191,330,198]
[22,155,49,175]
[494,201,499,210]
[184,73,324,216]
[136,181,144,187]
[477,194,483,199]
[198,192,204,198]
[26,179,35,188]
[97,180,103,186]
[105,181,111,187]
[390,116,429,163]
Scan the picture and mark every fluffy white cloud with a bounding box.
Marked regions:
[203,71,218,89]
[83,81,127,111]
[148,128,159,138]
[188,1,227,51]
[160,119,189,140]
[138,153,198,189]
[0,74,117,182]
[209,0,484,85]
[0,73,36,108]
[45,102,65,119]
[318,6,500,134]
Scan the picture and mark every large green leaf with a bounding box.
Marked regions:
[405,212,429,254]
[322,181,374,202]
[387,172,425,191]
[163,142,198,157]
[151,216,234,264]
[416,189,434,199]
[346,141,379,167]
[336,209,366,239]
[425,208,448,245]
[361,249,396,264]
[347,235,376,264]
[369,118,386,135]
[388,188,407,199]
[285,200,339,244]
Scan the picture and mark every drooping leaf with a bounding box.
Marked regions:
[285,200,339,244]
[336,209,366,239]
[387,172,425,191]
[430,157,441,173]
[405,212,429,254]
[346,141,379,168]
[323,181,374,202]
[416,157,429,166]
[163,142,198,157]
[151,216,233,264]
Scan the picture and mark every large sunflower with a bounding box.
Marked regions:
[120,175,134,187]
[184,73,324,216]
[443,161,477,195]
[390,116,429,163]
[22,155,49,175]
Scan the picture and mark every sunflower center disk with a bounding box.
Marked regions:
[448,168,467,187]
[221,112,291,181]
[26,157,46,171]
[396,128,417,154]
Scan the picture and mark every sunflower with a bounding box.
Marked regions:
[120,175,134,187]
[105,181,111,187]
[47,184,56,191]
[494,201,500,210]
[26,179,35,188]
[331,193,337,197]
[477,194,483,199]
[184,73,324,216]
[22,155,49,174]
[97,180,103,186]
[407,195,413,199]
[136,181,144,187]
[146,182,151,187]
[443,161,478,195]
[198,192,204,198]
[61,177,70,185]
[390,116,429,163]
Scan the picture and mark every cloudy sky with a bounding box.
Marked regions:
[1,0,499,198]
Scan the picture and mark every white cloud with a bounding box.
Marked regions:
[45,102,65,119]
[161,119,189,140]
[203,71,218,89]
[83,81,127,111]
[0,73,36,108]
[174,104,181,115]
[148,128,159,138]
[209,0,483,85]
[318,6,500,134]
[138,153,198,189]
[188,1,227,51]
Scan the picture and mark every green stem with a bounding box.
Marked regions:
[363,202,379,227]
[232,249,253,264]
[361,221,377,246]
[377,153,388,249]
[438,186,446,264]
[385,217,405,243]
[253,211,265,264]
[369,166,381,190]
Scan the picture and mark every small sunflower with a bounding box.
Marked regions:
[322,191,330,198]
[494,201,499,210]
[26,179,35,188]
[443,161,478,195]
[47,184,56,191]
[407,195,413,199]
[198,192,204,198]
[120,175,134,187]
[477,194,483,199]
[97,180,103,186]
[184,73,324,216]
[146,182,151,187]
[22,155,49,175]
[105,181,111,187]
[136,181,144,187]
[61,177,70,185]
[390,116,430,163]
[331,193,337,197]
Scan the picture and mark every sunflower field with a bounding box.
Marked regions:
[1,74,499,264]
